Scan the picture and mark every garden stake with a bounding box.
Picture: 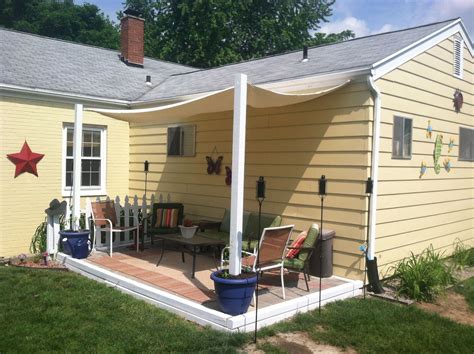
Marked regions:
[364,177,374,299]
[318,175,327,314]
[254,176,265,343]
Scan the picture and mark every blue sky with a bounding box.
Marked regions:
[78,0,473,39]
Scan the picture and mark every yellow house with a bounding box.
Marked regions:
[1,14,472,281]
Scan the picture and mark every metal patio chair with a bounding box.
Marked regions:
[89,200,140,257]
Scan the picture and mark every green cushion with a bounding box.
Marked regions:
[284,257,304,270]
[244,213,281,241]
[200,230,228,242]
[298,223,319,262]
[148,226,179,235]
[242,239,258,252]
[220,209,250,234]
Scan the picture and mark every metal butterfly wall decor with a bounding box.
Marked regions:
[206,155,223,174]
[205,146,223,175]
[453,89,463,113]
[225,166,232,186]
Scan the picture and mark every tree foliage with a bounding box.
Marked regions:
[0,0,119,49]
[123,0,354,68]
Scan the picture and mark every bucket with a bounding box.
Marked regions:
[60,230,91,259]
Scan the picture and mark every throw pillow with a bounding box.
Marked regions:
[286,231,307,259]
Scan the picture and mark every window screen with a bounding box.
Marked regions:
[167,125,195,156]
[392,116,412,159]
[459,127,474,161]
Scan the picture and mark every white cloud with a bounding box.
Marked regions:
[320,16,371,37]
[320,17,397,37]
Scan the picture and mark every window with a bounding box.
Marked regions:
[459,127,474,161]
[392,116,412,159]
[167,125,196,156]
[453,37,463,78]
[63,125,106,196]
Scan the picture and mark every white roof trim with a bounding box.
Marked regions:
[372,19,473,80]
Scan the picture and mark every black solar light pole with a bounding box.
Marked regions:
[142,160,149,251]
[254,176,266,344]
[318,175,327,314]
[364,177,374,299]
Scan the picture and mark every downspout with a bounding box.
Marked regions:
[366,73,381,261]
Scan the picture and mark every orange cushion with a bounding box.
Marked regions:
[286,231,307,259]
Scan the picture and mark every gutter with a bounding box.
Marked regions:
[366,73,381,261]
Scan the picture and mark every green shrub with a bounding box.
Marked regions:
[393,245,456,302]
[451,240,474,270]
[30,220,47,254]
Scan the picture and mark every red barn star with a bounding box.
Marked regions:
[7,141,44,178]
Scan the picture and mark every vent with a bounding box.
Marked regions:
[453,37,463,78]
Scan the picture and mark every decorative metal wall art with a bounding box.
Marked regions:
[426,120,432,139]
[225,166,232,186]
[206,146,223,174]
[433,134,443,174]
[420,161,427,178]
[453,89,463,113]
[448,138,455,153]
[7,141,44,178]
[443,158,452,172]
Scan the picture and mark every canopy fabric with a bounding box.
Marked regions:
[87,80,349,123]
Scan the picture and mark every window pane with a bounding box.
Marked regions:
[90,172,100,186]
[66,172,73,187]
[392,117,403,157]
[66,159,73,172]
[91,160,100,172]
[92,143,100,157]
[167,127,181,156]
[92,131,100,144]
[403,119,412,157]
[81,172,91,186]
[459,127,474,161]
[67,129,73,143]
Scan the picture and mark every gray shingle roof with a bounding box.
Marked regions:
[0,19,457,102]
[139,19,455,101]
[0,28,194,101]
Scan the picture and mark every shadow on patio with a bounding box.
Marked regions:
[87,246,349,312]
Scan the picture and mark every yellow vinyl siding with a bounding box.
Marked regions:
[129,81,372,279]
[0,96,129,256]
[376,34,474,274]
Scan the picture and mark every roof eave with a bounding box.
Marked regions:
[371,19,473,80]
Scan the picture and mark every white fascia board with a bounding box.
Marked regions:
[0,83,130,107]
[372,20,473,80]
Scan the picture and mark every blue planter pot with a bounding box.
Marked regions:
[60,230,91,259]
[210,270,257,315]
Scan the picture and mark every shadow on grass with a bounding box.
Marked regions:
[0,267,248,353]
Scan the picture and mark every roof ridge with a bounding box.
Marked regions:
[0,26,195,70]
[168,17,460,78]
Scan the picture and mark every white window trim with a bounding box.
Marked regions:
[453,37,463,79]
[392,116,413,160]
[62,123,107,197]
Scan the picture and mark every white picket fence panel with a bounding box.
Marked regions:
[61,193,161,250]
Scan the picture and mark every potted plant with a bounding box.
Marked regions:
[179,219,198,239]
[210,265,257,316]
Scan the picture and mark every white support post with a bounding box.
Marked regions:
[229,74,248,276]
[72,103,83,230]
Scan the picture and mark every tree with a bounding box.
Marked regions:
[123,0,354,68]
[0,0,119,50]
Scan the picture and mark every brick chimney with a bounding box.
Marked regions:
[120,8,144,67]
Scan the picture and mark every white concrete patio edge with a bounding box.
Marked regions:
[58,253,362,332]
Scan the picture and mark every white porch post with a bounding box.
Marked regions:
[229,74,248,276]
[72,103,83,230]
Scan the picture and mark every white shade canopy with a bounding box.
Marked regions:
[87,80,349,123]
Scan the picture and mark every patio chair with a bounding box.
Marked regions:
[89,200,140,257]
[241,225,294,300]
[146,203,184,244]
[283,223,320,292]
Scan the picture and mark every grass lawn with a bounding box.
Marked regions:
[455,277,474,311]
[1,266,473,353]
[0,267,246,353]
[260,297,474,353]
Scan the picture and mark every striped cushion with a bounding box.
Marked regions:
[286,231,307,259]
[155,208,179,228]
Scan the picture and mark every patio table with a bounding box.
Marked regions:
[154,233,225,278]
